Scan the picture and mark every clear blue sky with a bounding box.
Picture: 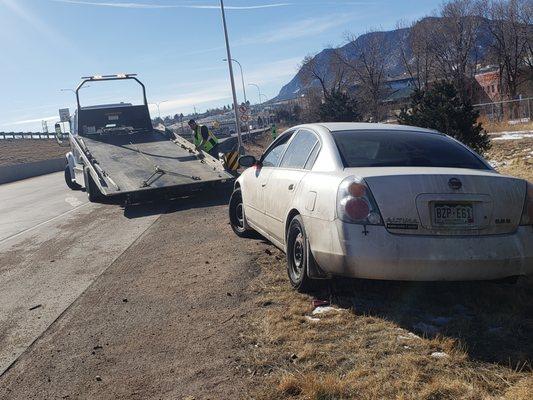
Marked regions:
[0,0,442,132]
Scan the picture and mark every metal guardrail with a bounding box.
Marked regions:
[0,134,56,140]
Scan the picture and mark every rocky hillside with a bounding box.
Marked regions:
[274,17,495,101]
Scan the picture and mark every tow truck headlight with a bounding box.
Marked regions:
[337,176,383,225]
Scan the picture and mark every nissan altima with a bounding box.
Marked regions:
[228,123,533,291]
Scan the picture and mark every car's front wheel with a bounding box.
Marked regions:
[229,188,254,238]
[286,214,314,292]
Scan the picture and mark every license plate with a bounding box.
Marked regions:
[434,203,474,226]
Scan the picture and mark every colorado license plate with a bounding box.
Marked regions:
[434,203,474,226]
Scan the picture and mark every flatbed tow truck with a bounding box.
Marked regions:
[59,74,234,203]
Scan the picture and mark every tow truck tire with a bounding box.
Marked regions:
[64,165,81,190]
[229,188,255,238]
[84,167,103,203]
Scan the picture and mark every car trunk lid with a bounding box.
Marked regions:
[348,167,526,235]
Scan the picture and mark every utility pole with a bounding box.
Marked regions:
[220,0,243,152]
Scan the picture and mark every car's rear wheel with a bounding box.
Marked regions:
[286,214,314,292]
[64,165,81,190]
[229,188,254,238]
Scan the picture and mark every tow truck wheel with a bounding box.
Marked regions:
[64,165,81,190]
[84,168,103,203]
[229,188,254,238]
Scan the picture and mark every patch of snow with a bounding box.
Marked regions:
[397,332,421,341]
[305,316,321,322]
[312,306,342,315]
[489,129,533,136]
[431,351,449,359]
[493,132,533,141]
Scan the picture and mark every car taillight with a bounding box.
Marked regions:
[520,181,533,226]
[337,177,383,225]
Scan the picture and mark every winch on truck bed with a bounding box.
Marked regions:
[58,74,234,203]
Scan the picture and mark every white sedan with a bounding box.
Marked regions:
[229,123,533,291]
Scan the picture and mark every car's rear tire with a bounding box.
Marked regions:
[64,165,81,190]
[84,167,103,203]
[286,214,314,292]
[229,188,254,238]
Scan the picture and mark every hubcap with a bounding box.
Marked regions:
[292,230,304,278]
[236,202,244,227]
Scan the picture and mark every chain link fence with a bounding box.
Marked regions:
[473,97,532,123]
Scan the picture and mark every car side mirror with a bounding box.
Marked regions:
[239,155,257,168]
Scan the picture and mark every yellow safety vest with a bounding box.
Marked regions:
[194,125,219,152]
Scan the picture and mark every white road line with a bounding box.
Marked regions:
[0,202,90,246]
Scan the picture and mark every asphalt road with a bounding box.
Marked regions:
[0,175,263,399]
[0,173,163,375]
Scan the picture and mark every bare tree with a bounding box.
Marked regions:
[398,18,437,90]
[299,53,353,122]
[481,0,532,107]
[336,30,391,121]
[299,53,349,99]
[428,0,482,101]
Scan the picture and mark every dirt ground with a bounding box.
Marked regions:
[0,139,66,167]
[0,192,271,399]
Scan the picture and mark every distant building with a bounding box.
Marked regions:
[474,66,501,102]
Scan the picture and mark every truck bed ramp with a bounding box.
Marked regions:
[80,130,233,195]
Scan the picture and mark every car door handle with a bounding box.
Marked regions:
[261,182,267,187]
[288,184,294,191]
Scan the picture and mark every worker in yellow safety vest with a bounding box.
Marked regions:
[188,119,220,158]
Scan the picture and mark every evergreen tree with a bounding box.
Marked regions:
[318,90,361,122]
[398,81,490,154]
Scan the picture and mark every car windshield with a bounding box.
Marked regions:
[333,130,489,170]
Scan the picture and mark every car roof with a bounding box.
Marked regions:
[307,122,442,135]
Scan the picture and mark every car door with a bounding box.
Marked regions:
[263,129,321,244]
[241,131,294,230]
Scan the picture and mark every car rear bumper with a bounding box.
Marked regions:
[309,219,533,281]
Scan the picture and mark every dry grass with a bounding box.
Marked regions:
[479,116,533,134]
[242,251,533,400]
[0,139,65,167]
[240,133,533,400]
[486,137,533,181]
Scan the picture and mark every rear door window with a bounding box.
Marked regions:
[333,130,489,170]
[280,129,319,170]
[261,131,294,167]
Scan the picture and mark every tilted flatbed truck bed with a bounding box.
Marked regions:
[61,74,234,202]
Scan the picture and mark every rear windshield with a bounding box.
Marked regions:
[333,130,489,170]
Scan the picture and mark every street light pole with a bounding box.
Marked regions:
[156,100,168,119]
[60,85,91,94]
[220,0,243,152]
[223,58,247,105]
[248,83,263,105]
